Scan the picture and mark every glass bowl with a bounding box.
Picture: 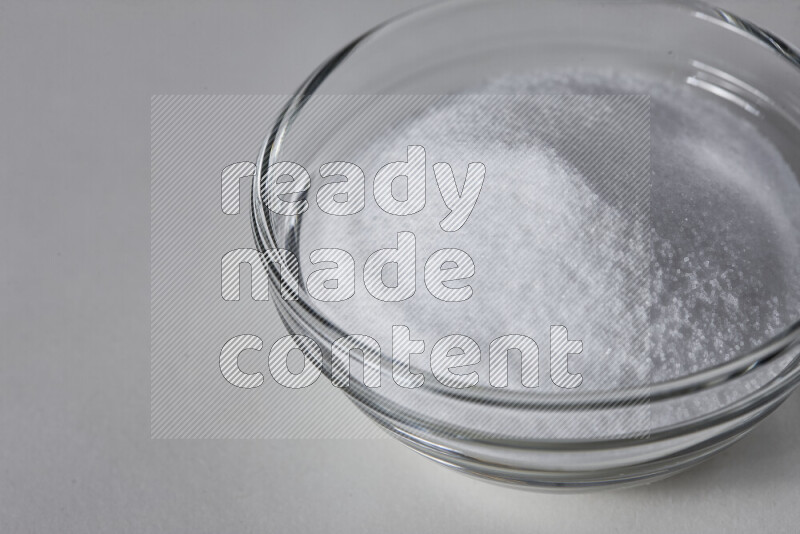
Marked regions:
[252,0,800,490]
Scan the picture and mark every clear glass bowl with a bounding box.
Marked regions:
[252,0,800,490]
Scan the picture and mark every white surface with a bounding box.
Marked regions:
[1,0,799,532]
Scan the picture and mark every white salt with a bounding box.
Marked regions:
[297,70,799,394]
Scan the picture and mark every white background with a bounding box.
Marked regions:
[1,0,799,532]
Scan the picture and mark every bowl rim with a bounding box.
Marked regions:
[251,0,800,424]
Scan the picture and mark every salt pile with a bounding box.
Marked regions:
[298,70,799,390]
